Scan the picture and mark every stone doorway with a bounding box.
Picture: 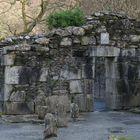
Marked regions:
[94,57,107,112]
[89,47,121,111]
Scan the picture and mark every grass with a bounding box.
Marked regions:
[109,135,135,140]
[0,112,4,117]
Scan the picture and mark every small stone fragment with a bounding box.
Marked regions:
[60,37,72,46]
[37,106,48,119]
[130,35,140,43]
[35,37,50,45]
[55,28,72,36]
[72,27,85,36]
[10,91,26,102]
[44,113,57,139]
[25,36,30,40]
[81,36,96,45]
[70,103,79,121]
[55,103,68,127]
[73,38,81,44]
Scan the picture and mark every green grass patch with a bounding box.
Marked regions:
[0,112,4,117]
[109,135,135,140]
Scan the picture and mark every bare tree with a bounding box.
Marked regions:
[81,0,140,18]
[0,0,81,36]
[0,0,139,37]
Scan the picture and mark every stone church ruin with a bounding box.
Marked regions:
[0,12,140,115]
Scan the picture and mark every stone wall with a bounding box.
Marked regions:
[0,49,4,112]
[105,49,140,110]
[0,11,140,114]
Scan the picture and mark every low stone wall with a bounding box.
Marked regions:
[0,11,140,114]
[1,32,95,114]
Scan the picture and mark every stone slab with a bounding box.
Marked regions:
[39,68,48,82]
[100,32,110,45]
[45,95,70,113]
[3,45,31,54]
[86,94,94,112]
[105,94,123,110]
[89,47,120,57]
[60,37,72,46]
[74,94,86,112]
[81,36,96,45]
[68,70,81,80]
[105,78,118,93]
[0,101,4,112]
[60,69,82,80]
[138,69,140,79]
[10,91,26,102]
[1,114,42,123]
[4,84,13,101]
[5,66,32,85]
[70,80,82,94]
[126,94,140,108]
[121,48,136,57]
[74,94,94,112]
[105,61,120,79]
[4,102,34,115]
[5,66,22,84]
[3,53,16,66]
[130,35,140,43]
[0,88,4,101]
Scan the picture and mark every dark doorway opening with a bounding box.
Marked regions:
[94,99,107,112]
[94,57,107,112]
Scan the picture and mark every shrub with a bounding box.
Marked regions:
[47,9,85,29]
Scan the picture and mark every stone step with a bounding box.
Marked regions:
[1,114,44,123]
[129,108,140,114]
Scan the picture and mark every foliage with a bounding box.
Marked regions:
[0,36,5,41]
[109,135,135,140]
[0,112,4,117]
[119,137,134,140]
[47,9,85,29]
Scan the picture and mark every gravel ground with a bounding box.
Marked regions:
[0,111,140,140]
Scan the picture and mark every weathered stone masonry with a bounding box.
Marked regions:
[0,12,140,115]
